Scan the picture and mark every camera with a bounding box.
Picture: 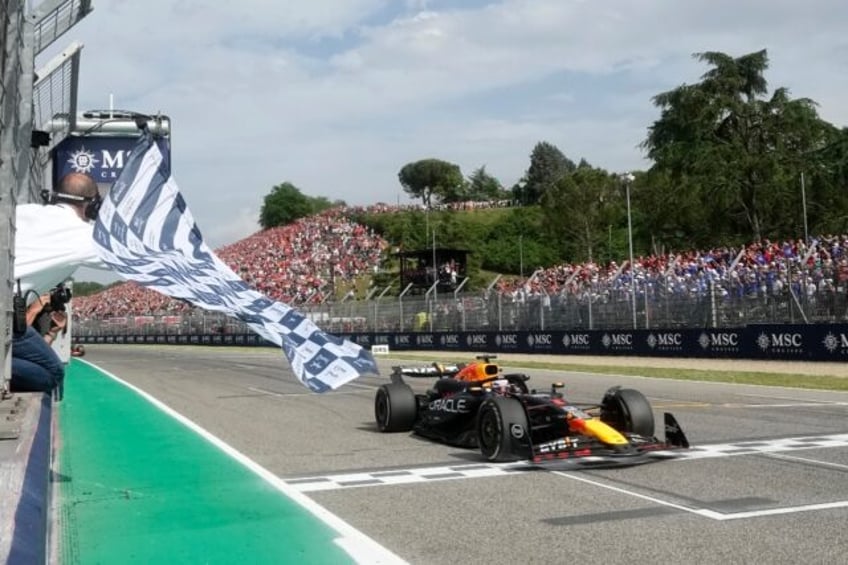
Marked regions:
[47,284,73,312]
[34,283,73,336]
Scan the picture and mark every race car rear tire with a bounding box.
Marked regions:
[600,387,655,437]
[476,396,530,462]
[375,383,417,432]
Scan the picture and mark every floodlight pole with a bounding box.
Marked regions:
[624,173,637,329]
[519,234,524,279]
[801,172,809,243]
[432,228,437,303]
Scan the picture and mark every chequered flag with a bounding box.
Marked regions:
[92,130,379,391]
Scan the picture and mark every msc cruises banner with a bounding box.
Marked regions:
[91,130,379,392]
[78,324,848,361]
[53,136,156,184]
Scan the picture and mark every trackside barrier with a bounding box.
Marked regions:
[74,324,848,362]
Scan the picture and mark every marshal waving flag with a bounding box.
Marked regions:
[91,130,379,392]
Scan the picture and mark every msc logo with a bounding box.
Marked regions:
[416,334,434,345]
[441,334,459,346]
[602,333,632,348]
[698,332,739,349]
[395,335,411,345]
[374,335,389,345]
[466,334,487,346]
[563,334,589,347]
[527,333,552,347]
[647,333,682,348]
[67,147,131,179]
[494,334,518,347]
[823,332,848,353]
[757,332,802,351]
[358,335,371,346]
[67,147,99,174]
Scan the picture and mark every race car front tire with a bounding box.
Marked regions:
[477,396,530,462]
[600,387,655,438]
[375,383,417,432]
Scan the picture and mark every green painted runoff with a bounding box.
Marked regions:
[54,360,352,564]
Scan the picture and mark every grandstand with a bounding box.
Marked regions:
[72,203,848,336]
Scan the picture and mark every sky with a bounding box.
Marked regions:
[37,0,848,260]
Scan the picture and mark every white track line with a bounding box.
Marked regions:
[764,452,848,471]
[551,470,848,521]
[78,359,406,565]
[284,433,848,492]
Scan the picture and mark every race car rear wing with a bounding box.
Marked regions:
[391,363,463,379]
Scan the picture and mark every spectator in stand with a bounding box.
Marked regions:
[73,207,388,321]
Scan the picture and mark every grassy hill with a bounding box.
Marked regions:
[348,206,564,293]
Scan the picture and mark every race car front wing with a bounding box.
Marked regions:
[528,413,690,466]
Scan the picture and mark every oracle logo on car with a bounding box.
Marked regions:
[429,397,470,413]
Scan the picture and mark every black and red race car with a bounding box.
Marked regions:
[374,355,689,465]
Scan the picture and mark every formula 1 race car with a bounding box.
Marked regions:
[374,355,689,465]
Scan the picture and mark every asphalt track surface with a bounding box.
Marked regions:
[74,345,848,565]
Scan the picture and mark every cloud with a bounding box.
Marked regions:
[37,0,848,250]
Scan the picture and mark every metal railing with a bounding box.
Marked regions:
[73,278,848,338]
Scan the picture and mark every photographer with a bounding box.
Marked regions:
[10,290,69,392]
[10,172,109,393]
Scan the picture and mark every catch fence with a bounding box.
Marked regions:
[74,279,848,338]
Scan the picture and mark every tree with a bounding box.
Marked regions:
[517,141,576,205]
[541,166,619,262]
[466,165,504,201]
[643,49,836,241]
[259,182,314,229]
[70,281,106,296]
[398,159,464,207]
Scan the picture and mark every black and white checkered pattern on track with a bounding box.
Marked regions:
[285,433,848,492]
[81,345,848,565]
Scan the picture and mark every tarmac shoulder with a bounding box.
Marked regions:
[0,392,52,565]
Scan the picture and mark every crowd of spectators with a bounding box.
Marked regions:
[495,235,848,313]
[71,208,388,321]
[71,199,848,325]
